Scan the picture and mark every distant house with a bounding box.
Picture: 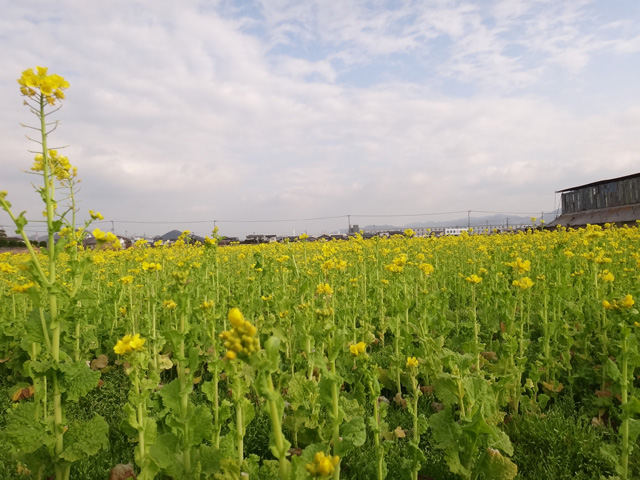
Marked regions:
[218,237,240,246]
[548,172,640,227]
[244,234,277,244]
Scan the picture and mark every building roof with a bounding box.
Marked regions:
[556,172,640,193]
[547,204,640,227]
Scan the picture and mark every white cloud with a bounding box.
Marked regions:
[1,0,640,238]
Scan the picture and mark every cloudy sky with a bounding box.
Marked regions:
[1,0,640,239]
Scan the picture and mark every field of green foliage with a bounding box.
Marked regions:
[1,67,640,480]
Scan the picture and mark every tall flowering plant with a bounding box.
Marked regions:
[0,68,109,480]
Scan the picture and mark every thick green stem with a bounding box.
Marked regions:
[266,375,289,479]
[330,359,341,480]
[620,329,629,480]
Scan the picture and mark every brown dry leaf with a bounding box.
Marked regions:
[0,357,10,363]
[16,464,31,476]
[595,390,612,398]
[481,351,498,362]
[420,385,435,396]
[109,463,137,480]
[12,385,34,402]
[393,392,407,409]
[394,426,406,439]
[91,354,109,371]
[287,447,302,457]
[431,402,444,413]
[541,381,564,393]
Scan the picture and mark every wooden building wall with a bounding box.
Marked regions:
[562,176,640,214]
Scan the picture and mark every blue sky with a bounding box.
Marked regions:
[1,0,640,239]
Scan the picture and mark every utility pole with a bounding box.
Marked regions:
[347,215,351,233]
[467,210,471,229]
[110,220,115,234]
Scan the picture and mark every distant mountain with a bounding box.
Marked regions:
[156,230,205,243]
[156,230,183,241]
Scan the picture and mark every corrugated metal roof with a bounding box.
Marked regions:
[556,172,640,193]
[547,204,640,227]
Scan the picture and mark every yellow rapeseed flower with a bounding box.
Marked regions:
[163,299,177,309]
[406,356,419,368]
[305,451,339,477]
[11,281,36,293]
[113,333,146,355]
[89,210,104,221]
[18,67,69,105]
[220,308,259,360]
[316,283,334,296]
[599,270,615,283]
[512,277,534,290]
[349,341,367,357]
[465,274,482,284]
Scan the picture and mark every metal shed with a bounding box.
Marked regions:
[548,172,640,227]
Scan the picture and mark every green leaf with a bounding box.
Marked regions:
[1,402,52,453]
[187,404,214,447]
[627,418,640,447]
[59,361,101,402]
[428,408,469,478]
[486,424,514,456]
[60,415,109,462]
[336,416,366,456]
[605,358,621,382]
[264,336,282,372]
[475,448,518,480]
[159,378,182,414]
[149,432,182,474]
[199,444,222,475]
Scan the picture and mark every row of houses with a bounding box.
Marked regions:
[23,172,640,251]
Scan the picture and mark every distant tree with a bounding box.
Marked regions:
[39,240,47,248]
[0,228,6,239]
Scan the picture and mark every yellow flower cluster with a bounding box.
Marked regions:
[349,342,367,356]
[465,274,482,284]
[512,277,534,290]
[599,270,615,283]
[31,150,76,181]
[18,67,69,105]
[89,210,104,221]
[113,333,146,355]
[406,356,419,368]
[506,257,531,275]
[385,254,408,273]
[11,281,36,293]
[142,261,162,271]
[200,300,214,310]
[92,228,120,248]
[119,275,134,285]
[419,263,434,276]
[603,294,635,311]
[163,299,177,309]
[220,308,259,360]
[316,283,334,296]
[305,451,340,477]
